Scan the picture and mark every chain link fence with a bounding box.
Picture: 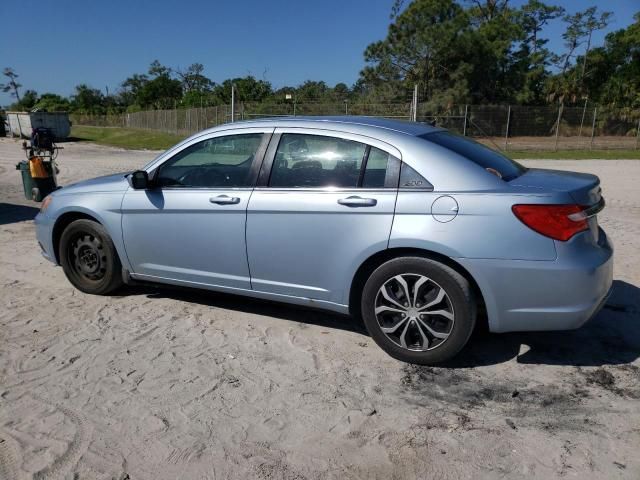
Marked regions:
[72,103,640,151]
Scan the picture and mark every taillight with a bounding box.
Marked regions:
[512,204,588,241]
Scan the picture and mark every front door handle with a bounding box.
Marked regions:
[337,196,377,207]
[210,195,241,205]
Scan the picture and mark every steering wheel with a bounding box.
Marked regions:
[176,168,226,187]
[176,169,198,186]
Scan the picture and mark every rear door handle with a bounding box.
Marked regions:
[210,195,241,205]
[337,196,377,207]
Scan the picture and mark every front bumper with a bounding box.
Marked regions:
[456,230,614,333]
[34,212,57,264]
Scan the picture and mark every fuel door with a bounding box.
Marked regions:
[431,195,459,223]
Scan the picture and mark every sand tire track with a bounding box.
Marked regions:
[32,404,92,480]
[0,429,24,480]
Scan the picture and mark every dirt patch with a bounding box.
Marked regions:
[0,139,639,479]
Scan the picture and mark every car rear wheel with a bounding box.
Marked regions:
[361,257,476,365]
[59,219,123,295]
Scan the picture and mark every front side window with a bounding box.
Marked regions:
[156,133,264,188]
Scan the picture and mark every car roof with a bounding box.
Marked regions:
[203,116,442,138]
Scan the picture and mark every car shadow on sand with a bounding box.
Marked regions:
[0,202,40,225]
[447,279,640,368]
[129,279,640,367]
[135,285,367,335]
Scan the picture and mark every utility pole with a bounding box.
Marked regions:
[579,97,589,137]
[411,84,418,122]
[463,104,468,136]
[504,105,511,151]
[554,103,564,151]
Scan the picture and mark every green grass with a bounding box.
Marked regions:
[506,149,640,160]
[71,125,640,159]
[70,126,185,150]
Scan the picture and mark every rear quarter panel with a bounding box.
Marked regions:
[390,191,558,261]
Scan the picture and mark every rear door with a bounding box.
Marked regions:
[246,128,401,306]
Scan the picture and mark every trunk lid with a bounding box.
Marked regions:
[510,168,601,206]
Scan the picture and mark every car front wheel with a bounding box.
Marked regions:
[361,257,476,365]
[59,219,123,295]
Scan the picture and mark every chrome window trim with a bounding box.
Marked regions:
[398,187,435,192]
[271,127,402,159]
[252,187,398,193]
[151,187,255,192]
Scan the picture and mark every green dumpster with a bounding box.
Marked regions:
[16,160,56,202]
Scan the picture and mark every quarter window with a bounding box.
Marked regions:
[156,133,264,188]
[400,163,433,190]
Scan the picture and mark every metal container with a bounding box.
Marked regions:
[7,111,71,139]
[16,160,57,201]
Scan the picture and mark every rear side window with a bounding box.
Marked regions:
[268,134,398,189]
[270,134,365,188]
[362,147,392,188]
[420,132,526,181]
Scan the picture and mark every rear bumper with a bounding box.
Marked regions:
[34,212,57,264]
[456,230,613,333]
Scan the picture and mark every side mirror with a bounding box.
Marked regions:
[128,170,149,189]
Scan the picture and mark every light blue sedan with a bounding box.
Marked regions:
[35,117,613,364]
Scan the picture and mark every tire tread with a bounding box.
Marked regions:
[360,256,476,365]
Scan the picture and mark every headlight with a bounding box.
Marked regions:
[40,195,53,213]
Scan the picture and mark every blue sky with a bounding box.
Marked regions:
[0,0,637,106]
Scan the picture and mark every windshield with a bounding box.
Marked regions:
[420,132,526,181]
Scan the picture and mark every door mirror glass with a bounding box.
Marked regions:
[129,170,149,189]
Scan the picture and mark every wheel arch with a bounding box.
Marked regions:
[348,247,488,330]
[52,211,103,264]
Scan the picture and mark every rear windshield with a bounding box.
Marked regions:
[419,132,526,181]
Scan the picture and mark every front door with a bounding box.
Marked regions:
[246,129,400,306]
[122,129,271,290]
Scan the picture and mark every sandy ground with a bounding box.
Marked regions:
[0,137,638,480]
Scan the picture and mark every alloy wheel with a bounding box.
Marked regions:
[374,274,455,351]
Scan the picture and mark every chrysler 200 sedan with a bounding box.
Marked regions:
[34,117,613,364]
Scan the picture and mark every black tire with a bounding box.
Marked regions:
[360,257,476,365]
[59,219,124,295]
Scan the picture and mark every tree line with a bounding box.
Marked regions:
[2,0,638,115]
